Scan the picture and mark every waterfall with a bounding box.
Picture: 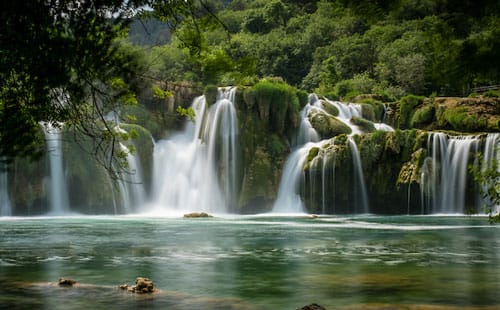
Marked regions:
[273,145,312,213]
[151,87,239,213]
[348,137,370,213]
[273,94,394,213]
[43,122,70,215]
[116,142,147,213]
[0,163,11,216]
[273,94,393,214]
[421,133,480,214]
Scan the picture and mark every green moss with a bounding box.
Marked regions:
[442,107,488,132]
[244,78,301,134]
[351,116,376,133]
[399,94,425,129]
[358,131,386,169]
[268,134,288,160]
[359,99,385,122]
[410,104,435,128]
[321,101,339,116]
[308,109,351,139]
[296,89,309,109]
[239,148,274,207]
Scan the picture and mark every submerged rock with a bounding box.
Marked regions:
[183,212,213,218]
[297,304,326,310]
[58,278,77,286]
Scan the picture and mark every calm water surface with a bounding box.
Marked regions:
[1,215,499,309]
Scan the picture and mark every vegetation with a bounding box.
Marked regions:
[470,153,500,224]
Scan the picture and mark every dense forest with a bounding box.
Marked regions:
[132,0,500,99]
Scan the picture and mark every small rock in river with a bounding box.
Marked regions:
[297,304,326,310]
[58,278,77,286]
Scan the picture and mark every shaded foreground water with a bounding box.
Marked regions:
[1,215,499,309]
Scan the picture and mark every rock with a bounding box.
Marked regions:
[126,277,155,294]
[58,278,77,286]
[297,304,326,310]
[183,212,213,218]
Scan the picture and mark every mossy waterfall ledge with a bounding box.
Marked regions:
[0,88,499,216]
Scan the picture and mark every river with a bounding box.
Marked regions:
[1,215,499,309]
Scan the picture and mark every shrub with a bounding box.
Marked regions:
[483,90,500,98]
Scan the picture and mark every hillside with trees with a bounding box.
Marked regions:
[131,0,500,100]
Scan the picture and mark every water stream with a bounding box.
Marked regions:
[0,162,11,216]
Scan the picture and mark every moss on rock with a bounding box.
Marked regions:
[351,116,376,133]
[308,109,351,139]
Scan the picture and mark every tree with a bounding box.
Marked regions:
[0,0,213,177]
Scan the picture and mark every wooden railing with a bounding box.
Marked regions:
[470,85,500,93]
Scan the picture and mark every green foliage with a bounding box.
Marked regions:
[483,90,500,98]
[152,85,173,99]
[470,153,500,224]
[332,72,377,99]
[176,106,196,122]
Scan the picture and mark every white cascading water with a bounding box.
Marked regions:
[116,141,147,213]
[0,163,11,216]
[420,133,480,214]
[273,95,392,214]
[43,122,70,215]
[347,137,370,213]
[150,87,239,214]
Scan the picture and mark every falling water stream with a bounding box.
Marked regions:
[43,122,70,215]
[150,87,239,214]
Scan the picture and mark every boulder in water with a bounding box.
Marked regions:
[183,212,213,218]
[297,304,326,310]
[58,278,77,286]
[126,277,155,294]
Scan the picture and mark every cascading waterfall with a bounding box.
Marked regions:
[43,122,70,215]
[116,142,147,213]
[273,95,391,214]
[420,133,481,214]
[0,163,11,216]
[348,137,370,214]
[151,87,239,213]
[273,144,313,213]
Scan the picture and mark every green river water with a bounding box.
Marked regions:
[0,215,499,309]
